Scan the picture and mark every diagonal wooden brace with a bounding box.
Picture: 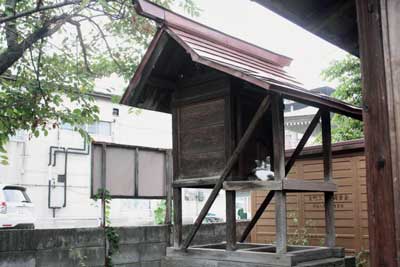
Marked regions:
[181,95,272,250]
[239,110,322,243]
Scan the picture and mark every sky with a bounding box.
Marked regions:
[176,0,348,89]
[96,0,349,95]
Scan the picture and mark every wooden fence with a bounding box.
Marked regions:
[250,140,368,253]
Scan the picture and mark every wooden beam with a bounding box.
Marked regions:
[172,177,219,188]
[224,180,282,191]
[285,110,321,175]
[181,95,271,249]
[321,110,335,247]
[271,94,287,254]
[239,109,321,243]
[224,180,336,193]
[356,0,400,265]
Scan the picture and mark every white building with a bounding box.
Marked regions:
[0,92,250,228]
[284,87,334,149]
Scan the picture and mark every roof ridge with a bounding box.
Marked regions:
[134,0,293,67]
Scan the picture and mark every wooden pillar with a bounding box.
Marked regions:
[225,93,236,251]
[356,1,400,265]
[172,107,182,248]
[321,110,335,247]
[173,188,182,248]
[165,151,173,246]
[239,110,321,243]
[226,191,236,250]
[271,94,287,254]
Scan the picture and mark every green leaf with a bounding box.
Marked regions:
[111,95,121,104]
[321,55,363,142]
[0,0,200,167]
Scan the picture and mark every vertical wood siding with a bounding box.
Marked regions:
[251,153,368,253]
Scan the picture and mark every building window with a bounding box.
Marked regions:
[60,123,86,131]
[61,121,111,136]
[112,108,119,116]
[88,121,111,136]
[9,130,26,141]
[60,123,74,131]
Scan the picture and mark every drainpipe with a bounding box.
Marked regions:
[47,136,90,217]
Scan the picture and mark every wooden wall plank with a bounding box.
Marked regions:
[177,98,226,179]
[251,152,368,254]
[182,96,271,249]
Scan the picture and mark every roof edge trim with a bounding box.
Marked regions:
[134,0,293,67]
[120,28,167,105]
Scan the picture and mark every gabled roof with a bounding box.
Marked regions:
[121,0,362,121]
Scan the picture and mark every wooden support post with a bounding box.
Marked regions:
[172,106,183,249]
[321,110,335,247]
[271,94,287,254]
[239,110,321,243]
[165,151,173,245]
[356,1,400,265]
[101,144,107,266]
[173,187,182,248]
[101,144,107,228]
[225,93,236,251]
[226,191,236,251]
[182,96,271,249]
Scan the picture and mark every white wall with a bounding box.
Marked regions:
[0,94,250,228]
[0,94,173,228]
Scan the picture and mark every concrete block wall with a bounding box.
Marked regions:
[0,222,248,267]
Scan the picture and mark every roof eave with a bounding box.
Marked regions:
[120,28,167,106]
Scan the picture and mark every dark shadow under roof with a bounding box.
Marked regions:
[251,0,359,56]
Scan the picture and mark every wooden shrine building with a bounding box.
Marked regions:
[237,1,400,266]
[121,0,363,266]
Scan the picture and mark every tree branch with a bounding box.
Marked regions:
[0,15,70,75]
[29,38,45,95]
[0,0,81,24]
[67,19,92,73]
[4,0,18,48]
[76,14,124,72]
